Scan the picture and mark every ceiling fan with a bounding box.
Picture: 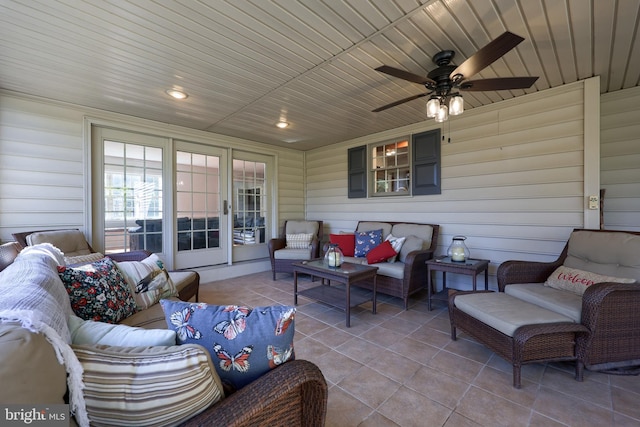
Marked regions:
[373,31,538,121]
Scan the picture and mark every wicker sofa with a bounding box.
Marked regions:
[331,221,439,309]
[0,240,327,426]
[449,228,640,387]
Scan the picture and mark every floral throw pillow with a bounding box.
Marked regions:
[58,257,137,324]
[354,229,383,257]
[161,300,296,394]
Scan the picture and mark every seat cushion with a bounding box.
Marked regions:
[274,248,313,260]
[504,283,583,322]
[119,301,170,329]
[454,292,575,337]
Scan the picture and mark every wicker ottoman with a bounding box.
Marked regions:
[448,290,589,388]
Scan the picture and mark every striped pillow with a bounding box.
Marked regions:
[286,233,313,249]
[73,344,224,426]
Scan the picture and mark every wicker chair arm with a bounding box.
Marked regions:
[496,259,563,291]
[178,359,327,427]
[107,250,153,263]
[267,238,286,255]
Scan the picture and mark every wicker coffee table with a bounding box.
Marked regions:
[293,260,378,327]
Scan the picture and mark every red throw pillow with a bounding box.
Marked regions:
[366,240,397,264]
[329,234,355,257]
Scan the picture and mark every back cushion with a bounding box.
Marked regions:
[391,224,433,248]
[285,220,319,236]
[356,222,393,239]
[564,230,640,282]
[0,324,67,404]
[27,230,91,256]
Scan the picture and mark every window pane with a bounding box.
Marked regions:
[104,141,163,254]
[176,150,222,251]
[233,160,266,245]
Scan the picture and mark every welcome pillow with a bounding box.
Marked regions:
[545,265,635,295]
[161,300,296,394]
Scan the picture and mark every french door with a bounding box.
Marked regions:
[92,126,271,268]
[174,141,228,269]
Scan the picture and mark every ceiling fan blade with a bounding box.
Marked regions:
[372,93,428,112]
[375,65,435,85]
[460,76,539,91]
[450,31,525,80]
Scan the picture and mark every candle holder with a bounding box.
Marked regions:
[447,235,470,262]
[324,243,344,268]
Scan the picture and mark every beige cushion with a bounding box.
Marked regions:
[545,265,635,296]
[65,252,105,266]
[391,223,433,247]
[69,315,176,346]
[285,220,319,236]
[119,302,169,329]
[398,235,424,263]
[27,230,91,257]
[454,292,575,337]
[0,323,67,404]
[505,283,583,322]
[73,343,224,427]
[564,230,640,282]
[274,248,313,260]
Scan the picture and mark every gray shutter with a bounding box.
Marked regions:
[348,145,367,198]
[412,129,441,195]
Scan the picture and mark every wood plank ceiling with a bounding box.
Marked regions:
[1,0,638,150]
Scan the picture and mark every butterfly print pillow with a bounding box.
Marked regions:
[160,300,295,394]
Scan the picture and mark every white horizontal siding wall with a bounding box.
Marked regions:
[274,149,306,235]
[0,91,304,280]
[306,81,594,290]
[600,86,640,232]
[0,95,87,241]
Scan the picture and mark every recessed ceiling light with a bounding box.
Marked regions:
[166,89,188,99]
[276,121,289,129]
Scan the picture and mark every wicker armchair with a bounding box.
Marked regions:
[268,220,323,280]
[497,228,640,374]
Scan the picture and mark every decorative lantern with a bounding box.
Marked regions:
[447,235,470,262]
[324,243,344,268]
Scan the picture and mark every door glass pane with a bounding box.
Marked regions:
[103,141,163,254]
[176,151,221,251]
[233,159,266,245]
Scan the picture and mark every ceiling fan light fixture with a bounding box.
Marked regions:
[276,121,289,129]
[435,104,448,123]
[449,94,464,116]
[426,97,439,118]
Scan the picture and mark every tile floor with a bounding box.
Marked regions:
[199,271,640,427]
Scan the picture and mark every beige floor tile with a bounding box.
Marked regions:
[404,366,470,409]
[456,386,532,427]
[533,387,616,427]
[338,366,401,408]
[197,272,635,427]
[325,386,374,427]
[378,386,452,427]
